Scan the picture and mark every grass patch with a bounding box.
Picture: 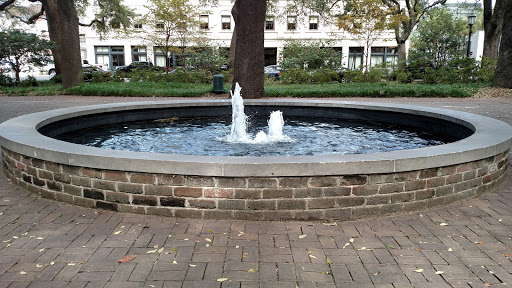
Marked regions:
[0,81,487,98]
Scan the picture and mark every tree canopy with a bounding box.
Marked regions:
[0,29,55,83]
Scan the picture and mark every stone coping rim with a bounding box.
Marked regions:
[0,99,511,177]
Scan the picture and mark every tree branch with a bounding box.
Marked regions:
[0,0,16,11]
[79,18,104,27]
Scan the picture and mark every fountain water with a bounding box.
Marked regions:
[228,83,290,144]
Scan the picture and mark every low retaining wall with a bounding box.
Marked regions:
[3,147,509,221]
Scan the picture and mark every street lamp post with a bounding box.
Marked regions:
[467,13,476,57]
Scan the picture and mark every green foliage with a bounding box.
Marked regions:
[281,68,311,84]
[407,57,496,84]
[0,29,55,83]
[310,69,339,83]
[280,40,342,70]
[189,46,229,75]
[409,8,467,68]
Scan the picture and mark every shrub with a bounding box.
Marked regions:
[281,68,310,84]
[310,69,339,83]
[0,73,13,87]
[343,70,364,83]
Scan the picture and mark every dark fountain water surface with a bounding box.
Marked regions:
[55,116,450,157]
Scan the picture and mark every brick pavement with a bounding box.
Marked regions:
[1,96,512,287]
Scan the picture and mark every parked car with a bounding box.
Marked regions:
[116,61,158,73]
[83,66,110,82]
[264,65,282,80]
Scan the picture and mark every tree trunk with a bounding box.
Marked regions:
[483,0,504,59]
[40,0,82,89]
[397,40,407,70]
[232,0,266,99]
[492,0,512,88]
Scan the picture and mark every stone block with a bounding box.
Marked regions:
[352,185,378,196]
[130,173,156,184]
[415,189,435,200]
[188,199,216,209]
[337,197,365,207]
[379,183,404,194]
[132,195,158,206]
[323,187,351,197]
[160,197,186,207]
[404,180,426,191]
[216,177,246,188]
[157,174,185,186]
[105,191,130,204]
[366,195,391,205]
[234,189,262,199]
[217,199,246,210]
[81,168,102,179]
[174,187,202,198]
[277,199,306,210]
[247,200,276,210]
[117,183,144,194]
[92,179,116,191]
[278,177,309,188]
[83,188,105,200]
[309,176,338,187]
[307,198,336,209]
[204,188,232,198]
[186,176,215,187]
[294,188,323,198]
[247,178,278,188]
[262,188,293,199]
[103,170,128,182]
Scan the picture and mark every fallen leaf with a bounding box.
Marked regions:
[440,223,449,226]
[147,249,157,254]
[38,248,45,252]
[119,255,136,263]
[489,271,495,274]
[36,264,44,268]
[170,248,179,251]
[342,243,350,249]
[238,231,244,237]
[486,284,492,287]
[349,238,354,243]
[448,248,453,252]
[247,269,257,272]
[435,271,444,275]
[299,234,307,239]
[309,254,317,259]
[49,261,54,266]
[20,271,27,275]
[327,257,332,265]
[323,222,337,226]
[217,278,229,282]
[12,236,18,239]
[36,237,43,240]
[157,248,164,253]
[475,242,484,245]
[189,264,197,267]
[385,244,395,249]
[205,238,212,242]
[172,260,177,264]
[114,231,121,235]
[208,230,214,233]
[67,263,76,266]
[414,269,424,273]
[236,245,240,249]
[505,254,510,257]
[168,234,172,238]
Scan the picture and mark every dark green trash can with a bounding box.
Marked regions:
[212,74,224,93]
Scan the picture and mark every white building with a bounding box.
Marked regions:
[79,0,399,71]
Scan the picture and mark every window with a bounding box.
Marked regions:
[95,46,125,69]
[265,16,275,30]
[132,46,147,62]
[156,23,164,29]
[221,15,231,30]
[309,16,319,30]
[287,16,297,31]
[154,47,171,68]
[348,47,363,70]
[134,23,143,29]
[371,47,397,67]
[200,15,209,29]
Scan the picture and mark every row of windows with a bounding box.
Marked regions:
[132,15,320,31]
[95,46,397,70]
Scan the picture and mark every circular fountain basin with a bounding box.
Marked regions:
[0,100,511,221]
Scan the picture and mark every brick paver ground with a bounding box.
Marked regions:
[1,95,512,287]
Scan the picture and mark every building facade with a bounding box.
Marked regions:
[79,0,399,71]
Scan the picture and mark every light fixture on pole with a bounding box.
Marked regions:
[467,13,476,57]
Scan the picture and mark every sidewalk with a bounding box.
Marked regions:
[1,96,511,288]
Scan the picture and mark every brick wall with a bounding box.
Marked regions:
[2,147,509,221]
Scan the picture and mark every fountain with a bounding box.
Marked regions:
[0,88,511,221]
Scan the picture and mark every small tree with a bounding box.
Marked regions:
[0,29,55,84]
[139,0,205,83]
[408,8,466,68]
[337,0,401,74]
[280,40,342,70]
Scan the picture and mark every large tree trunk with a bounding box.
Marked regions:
[231,0,266,99]
[40,0,82,89]
[396,40,407,70]
[492,0,512,88]
[483,0,504,59]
